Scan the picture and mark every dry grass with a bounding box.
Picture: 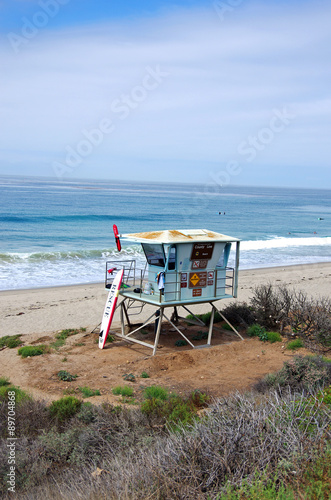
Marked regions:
[1,386,330,499]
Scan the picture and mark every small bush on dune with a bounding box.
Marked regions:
[175,339,188,347]
[254,355,331,394]
[0,384,31,404]
[57,370,77,382]
[18,345,48,358]
[2,398,52,438]
[76,402,97,424]
[287,292,331,354]
[0,377,10,387]
[56,329,80,340]
[247,323,266,337]
[112,385,133,397]
[287,338,304,350]
[192,331,208,341]
[51,328,81,349]
[266,331,282,343]
[221,301,256,327]
[251,283,293,329]
[247,324,282,343]
[141,388,209,430]
[49,396,82,422]
[0,334,22,349]
[189,389,210,408]
[144,386,168,400]
[78,386,101,398]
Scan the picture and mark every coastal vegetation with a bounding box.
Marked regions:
[0,334,22,349]
[191,284,331,354]
[18,345,48,358]
[0,355,330,499]
[0,285,330,498]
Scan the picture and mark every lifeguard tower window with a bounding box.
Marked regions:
[142,243,165,267]
[216,242,232,268]
[167,246,176,270]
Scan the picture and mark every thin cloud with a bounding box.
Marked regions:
[0,1,330,187]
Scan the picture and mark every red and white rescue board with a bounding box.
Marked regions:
[99,268,124,349]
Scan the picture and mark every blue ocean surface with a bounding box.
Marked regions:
[0,175,330,290]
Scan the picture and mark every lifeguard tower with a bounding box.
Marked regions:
[105,229,242,355]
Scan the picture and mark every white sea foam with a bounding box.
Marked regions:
[241,236,331,251]
[0,236,330,290]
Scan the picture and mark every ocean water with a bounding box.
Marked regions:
[0,175,330,290]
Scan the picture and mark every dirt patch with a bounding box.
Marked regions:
[0,323,312,404]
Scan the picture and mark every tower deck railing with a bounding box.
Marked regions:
[105,260,235,303]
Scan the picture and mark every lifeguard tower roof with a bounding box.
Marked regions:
[121,229,240,244]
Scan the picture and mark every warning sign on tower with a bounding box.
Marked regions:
[189,272,207,288]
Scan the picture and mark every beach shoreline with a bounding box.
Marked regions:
[1,261,331,338]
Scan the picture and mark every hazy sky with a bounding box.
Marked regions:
[1,0,330,188]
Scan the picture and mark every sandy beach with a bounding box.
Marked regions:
[1,262,331,338]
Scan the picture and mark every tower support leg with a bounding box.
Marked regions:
[153,308,164,356]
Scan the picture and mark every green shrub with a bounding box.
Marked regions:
[56,328,80,340]
[287,338,304,350]
[192,331,208,340]
[123,373,136,382]
[141,371,150,378]
[247,324,266,338]
[77,402,97,423]
[78,386,101,398]
[316,385,331,405]
[141,389,208,430]
[0,376,10,387]
[255,355,331,393]
[0,334,22,349]
[188,389,210,408]
[144,386,168,401]
[106,334,115,343]
[175,339,188,347]
[246,325,281,343]
[0,384,31,404]
[49,396,82,421]
[51,328,80,349]
[51,337,66,349]
[140,397,165,417]
[112,385,134,397]
[18,345,47,358]
[57,370,78,382]
[167,399,197,430]
[185,311,222,326]
[266,331,282,343]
